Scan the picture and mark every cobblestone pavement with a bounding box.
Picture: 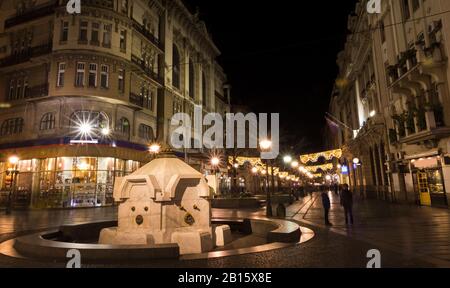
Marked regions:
[288,191,450,267]
[0,193,449,268]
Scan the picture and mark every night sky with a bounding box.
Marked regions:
[183,0,358,154]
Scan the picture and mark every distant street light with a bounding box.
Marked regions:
[259,139,273,217]
[211,157,220,167]
[283,155,292,164]
[101,127,110,136]
[353,158,360,165]
[291,161,299,168]
[6,155,20,215]
[149,143,161,154]
[251,167,258,174]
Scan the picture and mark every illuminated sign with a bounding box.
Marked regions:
[341,165,349,174]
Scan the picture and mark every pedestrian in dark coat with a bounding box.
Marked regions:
[340,184,354,225]
[321,191,332,226]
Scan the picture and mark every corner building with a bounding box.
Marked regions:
[0,0,230,209]
[327,0,450,209]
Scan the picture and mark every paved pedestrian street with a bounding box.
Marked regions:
[0,193,449,268]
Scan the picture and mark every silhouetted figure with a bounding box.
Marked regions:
[333,183,339,195]
[340,184,354,225]
[321,191,332,226]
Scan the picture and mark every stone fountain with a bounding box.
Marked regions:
[0,147,311,264]
[99,147,229,255]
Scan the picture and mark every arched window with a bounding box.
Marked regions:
[189,58,195,99]
[138,124,154,141]
[40,113,56,131]
[172,44,180,89]
[116,117,130,137]
[202,72,207,106]
[1,118,24,136]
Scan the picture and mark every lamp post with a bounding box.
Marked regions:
[260,139,273,217]
[211,156,220,175]
[6,155,20,215]
[149,143,161,160]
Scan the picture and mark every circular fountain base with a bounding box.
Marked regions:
[0,218,314,264]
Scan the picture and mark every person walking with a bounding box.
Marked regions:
[321,191,332,226]
[340,184,354,225]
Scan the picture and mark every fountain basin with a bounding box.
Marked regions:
[2,218,312,264]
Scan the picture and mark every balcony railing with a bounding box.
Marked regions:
[131,54,163,84]
[391,104,447,144]
[5,0,57,28]
[0,43,53,67]
[26,84,49,99]
[129,93,144,107]
[132,20,164,51]
[80,0,114,10]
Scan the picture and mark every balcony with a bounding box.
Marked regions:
[391,104,448,145]
[80,0,114,10]
[4,1,57,29]
[129,93,144,107]
[131,54,163,85]
[26,84,49,99]
[132,20,164,51]
[0,43,52,67]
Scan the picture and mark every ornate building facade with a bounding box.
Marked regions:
[0,0,230,209]
[327,0,450,208]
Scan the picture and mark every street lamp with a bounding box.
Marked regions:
[259,139,273,217]
[283,155,292,164]
[6,155,20,215]
[149,143,161,160]
[291,161,299,168]
[101,127,111,136]
[211,157,220,167]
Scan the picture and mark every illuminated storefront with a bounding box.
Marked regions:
[0,157,141,209]
[411,156,448,208]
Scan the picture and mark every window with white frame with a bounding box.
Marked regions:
[16,79,22,100]
[61,21,69,42]
[88,63,98,87]
[23,77,28,98]
[9,80,15,100]
[118,69,125,93]
[40,112,56,131]
[75,62,86,87]
[100,65,109,88]
[57,62,66,87]
[120,29,127,51]
[91,22,100,44]
[138,124,154,141]
[103,24,112,47]
[1,118,24,136]
[79,21,88,42]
